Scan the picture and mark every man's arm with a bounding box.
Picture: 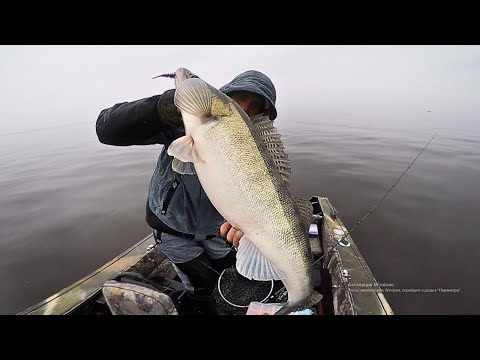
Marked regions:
[95,89,183,146]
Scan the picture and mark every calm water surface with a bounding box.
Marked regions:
[1,119,479,314]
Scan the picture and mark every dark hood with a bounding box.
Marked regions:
[219,70,277,120]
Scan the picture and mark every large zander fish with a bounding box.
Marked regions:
[166,68,322,315]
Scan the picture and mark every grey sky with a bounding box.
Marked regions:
[1,45,479,134]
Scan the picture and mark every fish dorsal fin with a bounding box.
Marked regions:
[294,197,313,235]
[250,115,291,188]
[236,235,285,281]
[172,158,196,175]
[167,135,203,163]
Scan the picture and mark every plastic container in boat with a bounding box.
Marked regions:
[246,302,313,315]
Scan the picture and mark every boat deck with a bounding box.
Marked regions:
[19,196,393,315]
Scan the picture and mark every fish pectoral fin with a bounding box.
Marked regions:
[174,78,212,118]
[294,197,314,234]
[236,236,285,281]
[167,135,203,163]
[172,158,196,175]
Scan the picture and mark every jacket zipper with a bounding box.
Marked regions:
[161,180,179,215]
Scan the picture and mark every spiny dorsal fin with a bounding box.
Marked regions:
[250,115,291,188]
[294,197,313,235]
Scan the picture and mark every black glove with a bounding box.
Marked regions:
[156,89,184,129]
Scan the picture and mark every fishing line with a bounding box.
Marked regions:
[313,132,438,268]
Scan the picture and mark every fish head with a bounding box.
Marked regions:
[154,68,199,87]
[174,68,199,88]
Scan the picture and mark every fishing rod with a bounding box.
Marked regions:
[313,131,438,268]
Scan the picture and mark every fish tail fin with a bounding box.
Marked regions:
[274,291,323,315]
[174,78,212,118]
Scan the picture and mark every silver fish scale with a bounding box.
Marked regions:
[175,76,320,311]
[204,98,312,285]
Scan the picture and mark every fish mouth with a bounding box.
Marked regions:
[152,68,199,88]
[174,68,198,88]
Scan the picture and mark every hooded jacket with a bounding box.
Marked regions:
[95,70,277,239]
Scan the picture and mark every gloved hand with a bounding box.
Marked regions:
[156,89,184,129]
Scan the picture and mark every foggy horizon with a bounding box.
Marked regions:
[1,45,479,136]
